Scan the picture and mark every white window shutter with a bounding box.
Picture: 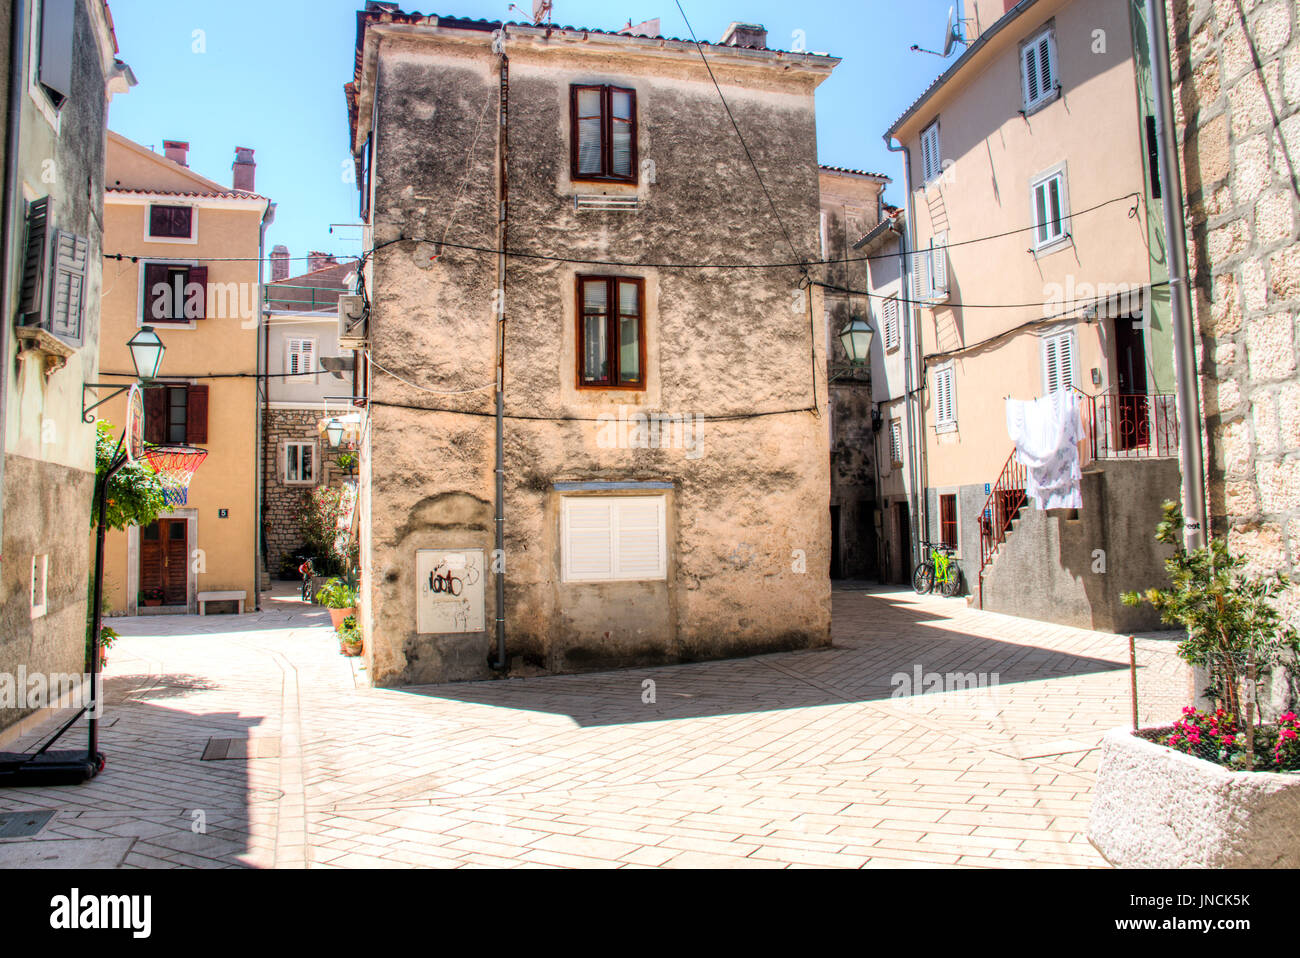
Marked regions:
[1038,35,1053,96]
[614,498,666,579]
[912,253,927,302]
[931,233,948,298]
[563,499,615,581]
[884,298,899,349]
[1023,43,1039,105]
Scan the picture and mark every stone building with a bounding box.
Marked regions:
[263,256,356,576]
[346,7,838,685]
[0,0,127,735]
[1166,0,1300,638]
[819,166,890,581]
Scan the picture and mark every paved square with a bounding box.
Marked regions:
[0,584,1189,868]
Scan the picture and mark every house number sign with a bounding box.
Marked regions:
[416,549,485,635]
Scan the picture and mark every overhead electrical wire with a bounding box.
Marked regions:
[100,192,1141,272]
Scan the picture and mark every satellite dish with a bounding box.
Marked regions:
[941,6,963,57]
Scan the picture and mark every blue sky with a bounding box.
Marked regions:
[106,0,963,265]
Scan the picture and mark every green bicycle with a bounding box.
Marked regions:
[911,542,964,598]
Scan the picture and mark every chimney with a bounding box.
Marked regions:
[271,245,291,282]
[232,146,256,192]
[163,140,189,167]
[719,22,766,50]
[307,251,338,274]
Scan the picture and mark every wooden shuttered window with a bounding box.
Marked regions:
[570,85,637,184]
[883,298,900,351]
[18,198,51,324]
[561,496,667,583]
[890,420,903,465]
[934,364,956,428]
[930,232,948,299]
[940,494,958,550]
[49,230,88,343]
[1021,28,1057,110]
[144,384,208,445]
[144,263,209,321]
[38,0,75,109]
[920,121,941,183]
[286,338,316,377]
[1043,332,1075,395]
[577,275,644,388]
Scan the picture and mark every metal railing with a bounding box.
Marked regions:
[264,283,344,312]
[976,448,1027,608]
[1085,391,1179,460]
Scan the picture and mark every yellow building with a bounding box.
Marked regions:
[97,132,271,615]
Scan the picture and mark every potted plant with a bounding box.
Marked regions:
[142,587,165,607]
[338,615,363,657]
[337,451,357,476]
[315,577,357,629]
[1087,501,1300,867]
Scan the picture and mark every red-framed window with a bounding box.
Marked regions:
[570,85,638,184]
[576,275,645,389]
[940,494,958,550]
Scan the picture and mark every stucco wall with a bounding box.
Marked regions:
[1,0,113,732]
[360,34,833,685]
[980,458,1179,631]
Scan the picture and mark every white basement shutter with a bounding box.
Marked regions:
[562,496,667,582]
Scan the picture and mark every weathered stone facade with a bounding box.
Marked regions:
[1170,0,1300,630]
[349,13,837,685]
[263,407,348,575]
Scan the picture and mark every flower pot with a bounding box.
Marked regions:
[1088,726,1300,868]
[340,640,363,658]
[329,607,355,629]
[144,599,162,607]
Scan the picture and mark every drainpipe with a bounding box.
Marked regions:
[886,137,924,567]
[492,36,509,671]
[254,201,275,610]
[0,0,27,571]
[1144,0,1207,551]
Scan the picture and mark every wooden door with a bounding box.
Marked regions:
[141,519,188,605]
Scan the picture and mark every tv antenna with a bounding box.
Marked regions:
[508,0,552,23]
[911,6,967,58]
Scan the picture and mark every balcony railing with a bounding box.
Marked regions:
[1084,391,1178,460]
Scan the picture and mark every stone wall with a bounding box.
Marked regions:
[1169,0,1300,633]
[263,407,346,576]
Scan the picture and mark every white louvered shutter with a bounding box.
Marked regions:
[890,421,903,464]
[884,298,899,350]
[936,366,956,425]
[912,253,928,303]
[1023,30,1056,108]
[1043,333,1074,394]
[50,230,88,343]
[287,338,316,376]
[921,123,941,182]
[562,497,667,583]
[931,233,948,298]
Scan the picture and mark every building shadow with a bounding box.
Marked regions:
[395,587,1131,727]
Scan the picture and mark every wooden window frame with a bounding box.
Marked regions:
[575,275,646,390]
[147,204,196,242]
[1030,163,1071,252]
[144,382,208,446]
[939,494,959,551]
[141,261,208,324]
[570,84,639,185]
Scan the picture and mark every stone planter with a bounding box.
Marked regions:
[328,607,355,629]
[1088,726,1300,868]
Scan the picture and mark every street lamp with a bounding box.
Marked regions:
[838,315,875,367]
[326,420,345,448]
[127,326,166,381]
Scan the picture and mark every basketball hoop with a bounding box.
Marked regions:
[141,445,207,506]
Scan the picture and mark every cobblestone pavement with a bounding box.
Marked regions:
[0,583,1189,868]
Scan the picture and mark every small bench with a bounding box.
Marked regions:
[198,590,247,615]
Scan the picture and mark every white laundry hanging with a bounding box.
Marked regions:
[1005,391,1084,510]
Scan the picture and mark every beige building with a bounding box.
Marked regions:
[98,133,271,615]
[346,11,836,685]
[883,0,1181,629]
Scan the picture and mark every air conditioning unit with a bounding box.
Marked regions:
[338,294,367,349]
